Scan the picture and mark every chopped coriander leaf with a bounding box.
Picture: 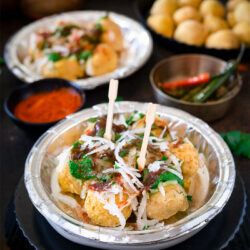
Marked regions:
[115,133,122,141]
[95,22,103,31]
[69,156,95,180]
[137,133,144,138]
[126,115,134,125]
[47,52,62,62]
[161,155,168,161]
[114,163,120,169]
[98,175,111,182]
[115,96,124,102]
[187,195,192,201]
[72,141,81,149]
[139,113,145,119]
[79,50,93,61]
[87,117,98,123]
[143,225,149,230]
[119,149,129,157]
[151,124,157,129]
[142,168,149,181]
[151,172,184,189]
[135,140,142,149]
[96,128,105,137]
[54,24,79,37]
[135,161,139,169]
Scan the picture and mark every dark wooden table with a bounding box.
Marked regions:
[0,1,249,250]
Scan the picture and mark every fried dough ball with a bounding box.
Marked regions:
[206,30,240,49]
[58,165,82,195]
[177,0,202,8]
[132,116,169,137]
[188,154,210,210]
[170,141,199,190]
[100,18,123,51]
[173,6,201,25]
[146,184,189,220]
[85,43,118,76]
[227,0,247,11]
[84,190,132,227]
[204,15,229,33]
[147,14,174,37]
[174,20,207,46]
[233,2,250,23]
[233,21,250,45]
[227,12,236,27]
[200,0,225,18]
[42,58,84,80]
[150,0,178,15]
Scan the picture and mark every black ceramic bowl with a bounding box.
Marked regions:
[4,78,86,131]
[134,0,250,60]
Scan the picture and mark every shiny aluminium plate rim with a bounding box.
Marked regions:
[24,101,235,247]
[4,11,153,89]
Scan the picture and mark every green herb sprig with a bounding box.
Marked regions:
[69,155,95,180]
[221,131,250,159]
[151,172,184,190]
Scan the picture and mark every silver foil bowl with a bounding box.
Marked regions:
[4,11,152,89]
[24,101,235,249]
[150,54,242,122]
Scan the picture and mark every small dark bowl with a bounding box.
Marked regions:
[4,78,86,131]
[150,54,242,122]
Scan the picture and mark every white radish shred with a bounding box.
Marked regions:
[93,184,127,229]
[159,126,167,139]
[158,183,166,197]
[165,167,183,180]
[80,185,88,199]
[148,161,164,172]
[136,190,160,230]
[79,135,115,156]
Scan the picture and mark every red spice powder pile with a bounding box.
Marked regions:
[14,87,83,123]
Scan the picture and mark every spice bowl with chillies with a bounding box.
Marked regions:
[4,78,85,131]
[150,54,242,122]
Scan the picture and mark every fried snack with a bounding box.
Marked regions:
[174,20,207,46]
[226,0,247,11]
[84,190,132,227]
[233,1,250,23]
[173,6,201,25]
[86,43,118,76]
[147,14,175,37]
[204,15,229,33]
[147,183,189,220]
[100,18,123,51]
[206,29,240,49]
[150,0,178,15]
[233,21,250,45]
[58,165,82,195]
[227,11,236,27]
[200,0,225,18]
[42,58,84,80]
[177,0,202,8]
[170,141,199,190]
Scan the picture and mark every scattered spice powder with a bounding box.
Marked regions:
[14,87,82,123]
